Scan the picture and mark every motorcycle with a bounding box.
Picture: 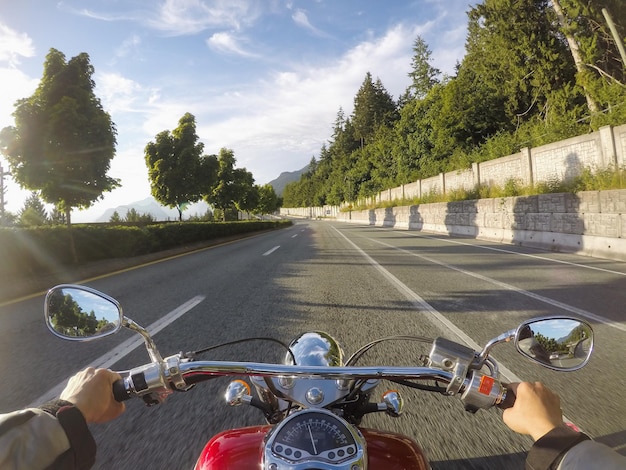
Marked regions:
[44,284,594,470]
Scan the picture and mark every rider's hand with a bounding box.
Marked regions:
[502,382,563,441]
[60,367,126,424]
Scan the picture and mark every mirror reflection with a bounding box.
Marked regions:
[46,287,122,340]
[516,318,593,371]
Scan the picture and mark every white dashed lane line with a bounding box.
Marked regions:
[263,246,281,256]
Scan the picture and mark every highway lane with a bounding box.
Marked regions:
[1,220,625,468]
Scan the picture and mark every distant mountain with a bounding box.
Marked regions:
[96,197,210,222]
[267,164,309,196]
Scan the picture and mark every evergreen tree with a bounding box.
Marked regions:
[124,208,154,223]
[18,192,48,226]
[109,211,122,223]
[435,0,579,153]
[552,0,626,124]
[49,205,67,225]
[352,73,398,148]
[407,36,441,100]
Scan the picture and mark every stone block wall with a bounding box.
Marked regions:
[334,189,626,261]
[479,153,524,187]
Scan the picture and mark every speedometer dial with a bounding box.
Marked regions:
[266,410,363,466]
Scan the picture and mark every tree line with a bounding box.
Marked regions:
[283,0,626,208]
[0,49,279,226]
[144,112,279,222]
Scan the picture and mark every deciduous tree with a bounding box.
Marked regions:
[145,113,216,221]
[206,148,252,221]
[0,48,118,225]
[256,184,279,215]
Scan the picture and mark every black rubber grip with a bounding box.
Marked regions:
[498,383,516,409]
[113,379,132,402]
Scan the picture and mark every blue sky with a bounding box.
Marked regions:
[1,0,473,222]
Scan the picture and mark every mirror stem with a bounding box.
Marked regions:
[122,318,164,364]
[476,329,516,367]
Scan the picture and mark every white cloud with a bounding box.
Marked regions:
[150,0,262,35]
[0,68,38,125]
[0,23,35,66]
[114,34,142,60]
[83,24,419,189]
[206,32,258,57]
[0,22,38,129]
[193,24,417,182]
[292,9,329,38]
[94,72,158,122]
[67,0,264,36]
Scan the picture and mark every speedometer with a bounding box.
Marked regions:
[264,409,366,469]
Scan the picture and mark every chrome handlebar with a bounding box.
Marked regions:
[179,361,457,380]
[115,357,507,411]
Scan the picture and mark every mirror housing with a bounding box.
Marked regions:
[515,317,593,371]
[45,285,123,341]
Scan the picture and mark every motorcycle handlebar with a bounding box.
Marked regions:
[177,361,457,381]
[497,383,516,410]
[111,360,510,413]
[115,361,459,397]
[113,378,132,402]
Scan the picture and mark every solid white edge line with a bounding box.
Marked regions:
[398,228,626,277]
[29,295,205,407]
[370,236,626,333]
[331,227,514,370]
[330,226,587,428]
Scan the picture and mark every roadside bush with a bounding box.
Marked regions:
[0,220,291,281]
[72,225,151,260]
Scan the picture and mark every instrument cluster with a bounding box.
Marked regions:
[263,409,366,469]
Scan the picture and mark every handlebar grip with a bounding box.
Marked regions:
[113,378,132,402]
[498,383,516,409]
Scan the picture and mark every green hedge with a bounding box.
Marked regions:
[0,220,291,280]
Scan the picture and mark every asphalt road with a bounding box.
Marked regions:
[1,220,625,469]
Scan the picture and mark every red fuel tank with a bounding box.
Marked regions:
[194,425,429,469]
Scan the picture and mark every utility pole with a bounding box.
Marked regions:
[0,163,10,225]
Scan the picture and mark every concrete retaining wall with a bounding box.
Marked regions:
[332,190,626,261]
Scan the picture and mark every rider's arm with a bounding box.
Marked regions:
[556,439,626,470]
[504,382,626,470]
[0,368,124,470]
[528,425,626,470]
[0,400,95,470]
[526,422,590,469]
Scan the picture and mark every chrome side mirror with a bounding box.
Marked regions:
[515,317,593,371]
[45,285,123,341]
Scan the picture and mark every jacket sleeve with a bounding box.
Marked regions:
[0,401,96,470]
[526,424,626,470]
[557,440,626,470]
